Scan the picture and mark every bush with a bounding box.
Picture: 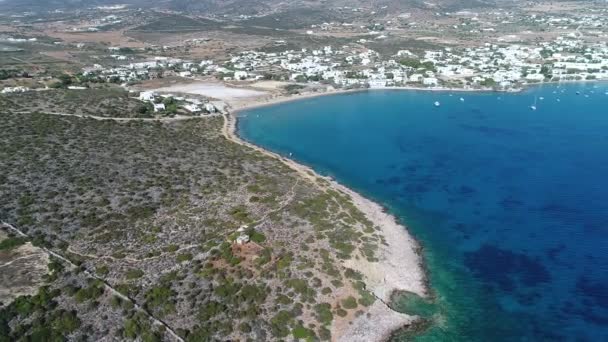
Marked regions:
[0,236,27,251]
[270,310,293,337]
[145,285,175,316]
[313,303,333,325]
[341,296,357,309]
[75,282,104,303]
[126,269,144,279]
[249,230,266,243]
[176,253,193,262]
[238,322,251,333]
[292,325,314,339]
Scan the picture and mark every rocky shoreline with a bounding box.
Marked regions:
[222,105,430,341]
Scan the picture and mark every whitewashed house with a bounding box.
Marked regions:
[139,91,155,102]
[153,103,165,112]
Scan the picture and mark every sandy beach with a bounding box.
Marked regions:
[154,82,267,100]
[221,97,429,341]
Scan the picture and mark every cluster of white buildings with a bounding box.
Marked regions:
[137,90,217,114]
[82,56,220,83]
[207,36,608,89]
[1,86,30,94]
[80,34,608,91]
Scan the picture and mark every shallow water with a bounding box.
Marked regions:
[238,84,608,341]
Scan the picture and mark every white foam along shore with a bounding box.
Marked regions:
[222,98,429,341]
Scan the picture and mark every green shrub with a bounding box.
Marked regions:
[74,283,104,303]
[145,285,175,316]
[249,230,266,243]
[313,303,333,325]
[0,236,27,251]
[341,296,357,309]
[292,325,314,339]
[176,252,193,262]
[126,269,144,279]
[270,310,293,337]
[238,322,252,333]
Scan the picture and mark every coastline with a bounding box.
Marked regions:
[223,78,608,113]
[222,103,430,341]
[228,85,503,112]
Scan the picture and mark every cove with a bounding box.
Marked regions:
[237,83,608,341]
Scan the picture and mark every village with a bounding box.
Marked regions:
[60,34,607,106]
[4,33,608,114]
[65,35,608,93]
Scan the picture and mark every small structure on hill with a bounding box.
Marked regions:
[235,225,250,245]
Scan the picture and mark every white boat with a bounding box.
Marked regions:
[434,101,441,107]
[530,96,537,110]
[539,97,544,100]
[460,97,465,102]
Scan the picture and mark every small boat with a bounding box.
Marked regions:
[584,94,589,98]
[557,99,561,102]
[460,97,465,102]
[434,101,441,107]
[530,96,537,110]
[539,97,544,100]
[576,91,581,95]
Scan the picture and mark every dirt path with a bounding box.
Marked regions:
[0,221,185,342]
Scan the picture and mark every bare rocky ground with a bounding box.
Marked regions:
[0,98,405,341]
[0,231,50,305]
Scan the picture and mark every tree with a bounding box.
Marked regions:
[480,78,496,87]
[399,58,422,69]
[166,103,178,114]
[137,105,149,115]
[540,65,552,78]
[162,97,175,106]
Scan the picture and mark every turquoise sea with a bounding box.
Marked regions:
[238,83,608,341]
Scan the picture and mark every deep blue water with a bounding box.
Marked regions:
[238,84,608,341]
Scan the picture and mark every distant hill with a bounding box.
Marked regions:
[0,0,502,14]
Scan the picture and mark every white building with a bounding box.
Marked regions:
[184,104,201,113]
[234,71,248,80]
[205,103,216,113]
[153,103,165,112]
[423,77,439,86]
[139,91,155,102]
[1,86,29,94]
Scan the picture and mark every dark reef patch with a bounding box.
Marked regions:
[577,277,608,310]
[464,244,551,292]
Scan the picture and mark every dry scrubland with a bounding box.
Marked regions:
[2,89,154,118]
[0,101,395,341]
